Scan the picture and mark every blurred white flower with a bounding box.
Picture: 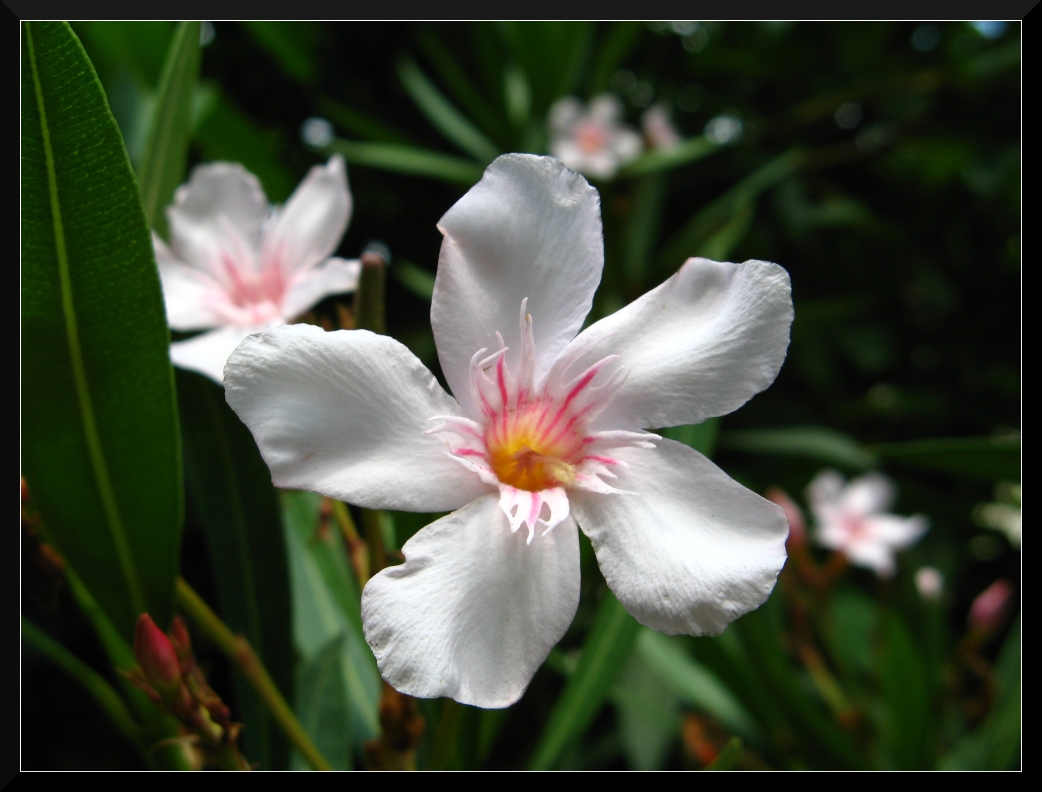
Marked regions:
[155,155,358,383]
[915,566,943,601]
[642,103,682,150]
[973,482,1021,549]
[548,94,643,180]
[704,114,743,145]
[300,116,335,148]
[225,154,794,707]
[807,469,928,578]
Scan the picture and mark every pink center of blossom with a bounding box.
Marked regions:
[209,238,289,326]
[428,301,657,542]
[575,120,609,154]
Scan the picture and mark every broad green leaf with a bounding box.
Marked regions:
[397,57,500,163]
[137,21,200,239]
[21,21,183,641]
[291,635,352,770]
[177,370,293,770]
[878,611,932,769]
[619,137,718,178]
[529,591,641,770]
[281,491,381,750]
[869,435,1020,481]
[243,21,320,85]
[636,630,764,745]
[497,22,593,114]
[719,426,878,471]
[22,617,144,749]
[822,585,878,679]
[327,138,485,185]
[611,649,681,770]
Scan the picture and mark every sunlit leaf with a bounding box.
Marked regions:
[291,634,352,770]
[22,20,183,641]
[611,649,680,770]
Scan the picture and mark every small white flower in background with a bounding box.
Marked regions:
[704,114,743,145]
[806,469,928,578]
[300,116,335,148]
[155,155,358,383]
[973,482,1021,549]
[225,154,794,707]
[641,103,682,150]
[548,94,643,180]
[915,566,943,601]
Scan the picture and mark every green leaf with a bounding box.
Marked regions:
[622,172,668,288]
[661,418,721,459]
[176,370,293,770]
[719,426,878,471]
[22,617,144,749]
[497,22,593,114]
[291,634,352,770]
[620,137,718,178]
[137,21,200,239]
[878,611,932,769]
[636,630,764,745]
[317,96,414,145]
[281,491,381,751]
[21,21,183,641]
[611,649,681,770]
[869,435,1020,481]
[705,736,743,770]
[243,21,320,85]
[529,591,641,770]
[397,57,500,163]
[587,22,646,94]
[327,138,485,186]
[393,259,436,302]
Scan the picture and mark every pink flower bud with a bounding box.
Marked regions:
[133,613,182,692]
[968,579,1013,635]
[767,487,806,547]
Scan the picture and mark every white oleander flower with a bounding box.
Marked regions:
[548,94,643,180]
[225,154,793,707]
[807,469,928,578]
[155,155,358,383]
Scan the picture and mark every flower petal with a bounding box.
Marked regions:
[167,162,269,275]
[280,257,361,319]
[865,514,928,548]
[362,494,580,708]
[224,324,491,512]
[432,154,603,416]
[841,473,896,516]
[569,257,793,431]
[170,325,258,384]
[154,233,226,330]
[570,438,788,636]
[263,155,352,277]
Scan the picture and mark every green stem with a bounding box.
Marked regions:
[356,250,386,335]
[173,577,332,771]
[22,617,145,749]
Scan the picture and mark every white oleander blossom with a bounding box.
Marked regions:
[155,155,358,383]
[548,94,643,180]
[642,103,682,150]
[225,154,793,708]
[807,469,928,578]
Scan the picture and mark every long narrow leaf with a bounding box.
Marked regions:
[719,426,878,471]
[868,435,1020,481]
[619,137,718,178]
[177,370,293,770]
[397,57,500,163]
[137,20,200,238]
[327,138,485,185]
[529,592,641,769]
[22,21,183,641]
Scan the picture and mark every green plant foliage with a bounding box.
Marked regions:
[177,370,293,770]
[21,21,183,641]
[870,435,1020,481]
[719,425,878,470]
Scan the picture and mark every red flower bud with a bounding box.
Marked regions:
[767,487,806,548]
[968,579,1013,635]
[133,613,182,693]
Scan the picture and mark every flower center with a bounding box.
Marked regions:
[576,120,608,154]
[485,399,584,492]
